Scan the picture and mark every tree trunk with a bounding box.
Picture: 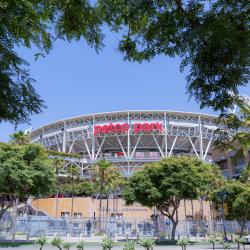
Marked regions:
[171,220,177,242]
[240,221,246,237]
[191,199,194,220]
[11,197,19,241]
[99,182,103,233]
[113,191,115,216]
[70,193,74,236]
[106,195,109,234]
[106,195,109,219]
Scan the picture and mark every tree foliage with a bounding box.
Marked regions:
[98,0,249,112]
[1,0,249,123]
[123,157,219,241]
[211,181,250,236]
[0,0,103,124]
[0,142,56,219]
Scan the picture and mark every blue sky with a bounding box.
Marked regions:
[1,34,249,142]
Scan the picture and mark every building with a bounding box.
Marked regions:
[30,110,217,177]
[29,110,220,220]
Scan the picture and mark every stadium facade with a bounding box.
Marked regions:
[30,110,218,177]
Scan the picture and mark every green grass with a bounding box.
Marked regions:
[0,241,34,247]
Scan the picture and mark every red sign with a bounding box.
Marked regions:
[133,122,163,134]
[94,122,163,136]
[94,123,129,136]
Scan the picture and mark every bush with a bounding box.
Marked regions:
[51,237,64,250]
[35,236,47,250]
[177,238,189,250]
[76,240,85,250]
[102,238,114,250]
[123,240,136,250]
[63,242,71,250]
[138,239,155,250]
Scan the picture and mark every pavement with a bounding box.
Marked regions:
[1,242,250,250]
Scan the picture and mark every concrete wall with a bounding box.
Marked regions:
[32,197,214,221]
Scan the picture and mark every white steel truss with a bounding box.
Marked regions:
[30,111,218,177]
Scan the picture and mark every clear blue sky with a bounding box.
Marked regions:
[0,34,249,142]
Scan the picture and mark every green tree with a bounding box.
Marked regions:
[0,0,103,124]
[212,181,250,236]
[123,157,219,241]
[1,1,249,124]
[0,143,56,220]
[215,100,250,168]
[91,159,119,232]
[98,0,249,113]
[9,130,29,145]
[240,165,250,184]
[232,188,250,236]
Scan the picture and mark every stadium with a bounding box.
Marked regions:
[30,110,218,177]
[15,110,248,237]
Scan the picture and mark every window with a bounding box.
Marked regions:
[61,212,70,218]
[73,212,82,218]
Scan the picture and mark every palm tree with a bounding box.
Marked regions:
[104,170,124,223]
[9,130,29,145]
[91,160,118,233]
[52,157,65,234]
[67,164,80,235]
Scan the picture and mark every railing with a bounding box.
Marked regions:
[0,216,249,240]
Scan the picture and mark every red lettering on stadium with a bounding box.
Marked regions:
[133,122,163,134]
[94,123,129,136]
[94,122,164,136]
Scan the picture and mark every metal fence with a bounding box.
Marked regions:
[0,215,249,240]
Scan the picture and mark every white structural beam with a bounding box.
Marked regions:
[82,130,92,159]
[187,136,200,159]
[116,135,127,158]
[198,116,204,160]
[169,135,178,157]
[95,135,107,160]
[203,136,213,159]
[131,134,142,158]
[153,134,164,157]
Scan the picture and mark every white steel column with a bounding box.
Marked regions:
[131,134,142,158]
[62,121,66,153]
[187,136,200,159]
[82,131,92,159]
[116,135,127,158]
[169,135,178,157]
[198,116,204,160]
[91,115,95,160]
[153,134,164,157]
[164,112,168,157]
[203,136,213,159]
[127,112,130,158]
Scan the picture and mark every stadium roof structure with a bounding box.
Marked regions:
[30,110,218,177]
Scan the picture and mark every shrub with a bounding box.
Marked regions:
[138,239,155,250]
[35,236,47,250]
[177,238,189,250]
[102,238,114,250]
[123,240,136,250]
[76,240,85,250]
[51,237,64,250]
